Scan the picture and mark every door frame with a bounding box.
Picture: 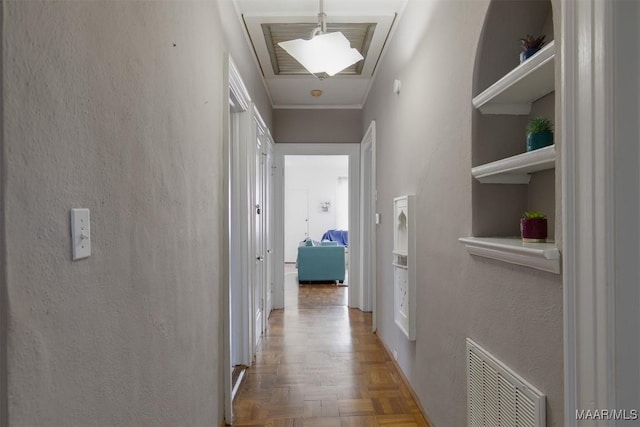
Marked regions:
[250,108,264,355]
[262,132,275,332]
[251,106,275,349]
[274,143,361,310]
[360,121,377,326]
[223,55,253,424]
[559,0,640,422]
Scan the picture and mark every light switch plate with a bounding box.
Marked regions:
[71,209,91,260]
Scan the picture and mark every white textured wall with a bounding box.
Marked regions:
[363,1,564,426]
[3,1,268,425]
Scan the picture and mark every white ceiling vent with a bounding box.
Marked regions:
[467,338,546,427]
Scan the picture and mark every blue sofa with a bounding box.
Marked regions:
[297,241,345,283]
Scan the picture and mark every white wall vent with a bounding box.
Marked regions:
[466,338,546,427]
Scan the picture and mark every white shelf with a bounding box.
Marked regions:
[472,144,556,184]
[459,237,560,274]
[473,40,555,115]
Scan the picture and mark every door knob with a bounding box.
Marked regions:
[257,256,264,261]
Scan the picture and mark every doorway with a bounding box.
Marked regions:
[283,155,350,306]
[274,143,364,312]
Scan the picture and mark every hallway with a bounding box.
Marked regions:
[232,272,429,426]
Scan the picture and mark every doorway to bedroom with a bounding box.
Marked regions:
[283,155,350,307]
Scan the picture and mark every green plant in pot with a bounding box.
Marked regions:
[526,117,554,151]
[520,34,546,63]
[521,211,548,243]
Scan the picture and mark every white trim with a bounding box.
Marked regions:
[223,55,253,425]
[249,107,260,358]
[228,57,251,112]
[263,132,275,333]
[360,122,377,323]
[562,0,616,424]
[274,143,362,310]
[473,41,555,115]
[458,237,560,274]
[253,104,267,130]
[471,145,556,184]
[612,0,640,412]
[232,105,254,370]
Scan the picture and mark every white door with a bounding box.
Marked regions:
[264,140,274,324]
[253,133,264,348]
[284,188,309,262]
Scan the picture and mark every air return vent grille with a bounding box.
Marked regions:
[466,338,546,427]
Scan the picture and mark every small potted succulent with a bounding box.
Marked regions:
[526,117,554,151]
[520,34,546,63]
[520,211,548,243]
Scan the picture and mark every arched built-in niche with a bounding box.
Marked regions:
[460,0,561,274]
[396,210,408,256]
[393,195,415,340]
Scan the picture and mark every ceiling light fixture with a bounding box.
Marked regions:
[277,0,364,78]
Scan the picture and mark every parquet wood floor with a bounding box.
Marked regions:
[231,267,430,427]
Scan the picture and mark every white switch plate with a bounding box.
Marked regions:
[393,79,402,95]
[375,213,381,224]
[71,209,91,260]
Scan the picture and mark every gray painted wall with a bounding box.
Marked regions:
[273,109,362,143]
[3,1,268,425]
[0,1,7,425]
[363,1,563,426]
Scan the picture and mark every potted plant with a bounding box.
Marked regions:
[526,117,554,151]
[520,211,548,243]
[520,34,546,63]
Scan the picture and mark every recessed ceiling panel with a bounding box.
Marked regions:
[261,22,376,75]
[234,0,407,108]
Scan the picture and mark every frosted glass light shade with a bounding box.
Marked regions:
[278,32,364,77]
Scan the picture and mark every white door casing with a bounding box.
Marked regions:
[251,107,270,353]
[274,143,361,310]
[253,126,263,350]
[224,55,253,424]
[560,0,640,423]
[360,122,377,322]
[223,56,275,424]
[264,133,275,325]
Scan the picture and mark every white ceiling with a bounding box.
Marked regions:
[233,0,408,109]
